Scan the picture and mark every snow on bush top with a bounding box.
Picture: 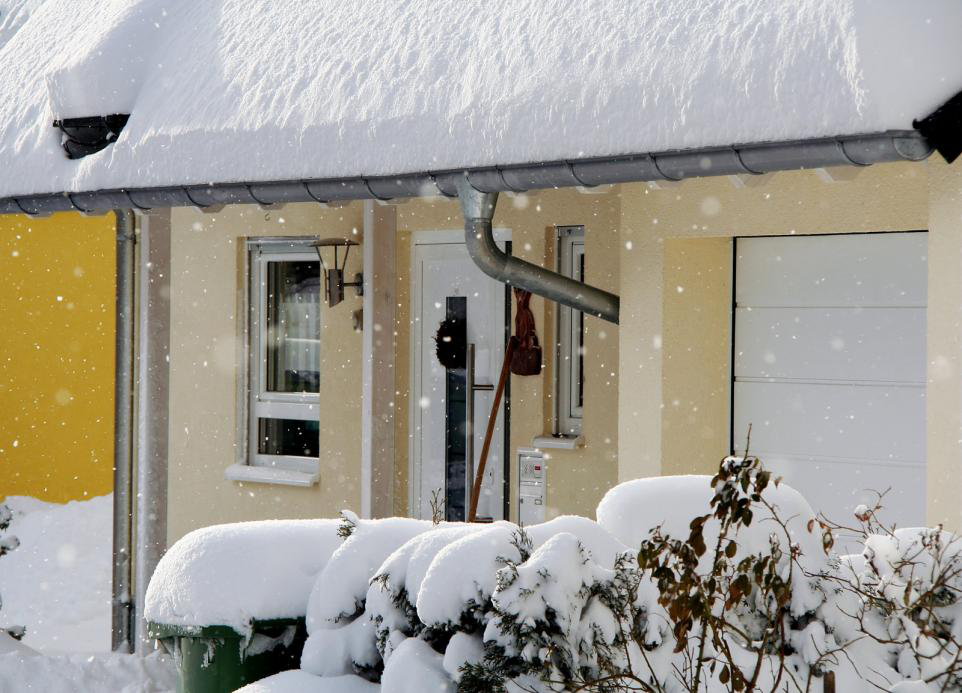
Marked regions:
[597,471,827,616]
[414,516,627,629]
[144,519,341,635]
[306,517,433,631]
[0,0,960,199]
[598,473,822,559]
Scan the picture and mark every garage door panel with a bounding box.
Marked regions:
[733,381,925,463]
[734,306,925,383]
[763,454,924,533]
[735,233,926,308]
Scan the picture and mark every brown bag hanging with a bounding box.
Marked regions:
[509,288,541,376]
[469,288,542,521]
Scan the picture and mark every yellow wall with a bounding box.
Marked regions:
[166,203,364,544]
[0,212,115,502]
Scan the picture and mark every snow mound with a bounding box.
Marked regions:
[0,494,112,653]
[235,670,378,693]
[1,1,961,199]
[145,519,342,636]
[0,649,174,693]
[381,637,452,693]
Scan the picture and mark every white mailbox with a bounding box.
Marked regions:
[518,447,546,526]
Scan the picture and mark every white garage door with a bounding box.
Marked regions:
[733,233,926,530]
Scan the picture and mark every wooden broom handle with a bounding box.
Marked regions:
[467,337,516,522]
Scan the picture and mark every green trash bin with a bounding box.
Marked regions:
[148,617,307,693]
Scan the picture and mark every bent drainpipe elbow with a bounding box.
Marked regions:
[456,175,620,324]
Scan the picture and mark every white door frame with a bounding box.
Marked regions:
[408,228,512,518]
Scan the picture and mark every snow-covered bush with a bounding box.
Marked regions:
[455,455,835,693]
[458,530,644,692]
[813,497,962,692]
[301,514,435,679]
[300,512,630,689]
[289,461,962,693]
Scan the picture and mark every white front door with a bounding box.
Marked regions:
[411,233,509,521]
[733,232,927,531]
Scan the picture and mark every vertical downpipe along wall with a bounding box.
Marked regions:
[112,210,136,652]
[134,210,171,651]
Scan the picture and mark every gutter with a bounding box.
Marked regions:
[0,131,930,216]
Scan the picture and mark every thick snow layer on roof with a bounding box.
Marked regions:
[144,519,342,635]
[0,0,960,199]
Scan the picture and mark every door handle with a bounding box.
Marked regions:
[465,343,494,501]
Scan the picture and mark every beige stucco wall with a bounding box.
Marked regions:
[926,158,962,530]
[167,188,622,540]
[166,202,364,544]
[164,156,961,539]
[393,188,620,521]
[617,160,935,508]
[661,237,733,476]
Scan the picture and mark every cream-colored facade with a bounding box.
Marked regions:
[164,157,962,543]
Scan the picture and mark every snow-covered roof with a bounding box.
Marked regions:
[0,0,960,204]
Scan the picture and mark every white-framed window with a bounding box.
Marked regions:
[244,238,321,476]
[556,226,585,436]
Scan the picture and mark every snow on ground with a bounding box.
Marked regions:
[0,494,112,653]
[0,1,960,199]
[235,670,377,693]
[0,632,174,693]
[0,494,176,691]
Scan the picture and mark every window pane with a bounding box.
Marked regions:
[257,417,319,458]
[266,260,320,393]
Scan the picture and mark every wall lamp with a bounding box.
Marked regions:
[312,237,363,308]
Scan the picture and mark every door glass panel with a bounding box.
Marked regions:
[444,297,467,521]
[266,260,320,393]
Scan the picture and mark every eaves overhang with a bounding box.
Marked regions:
[0,129,932,217]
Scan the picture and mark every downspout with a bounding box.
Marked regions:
[456,176,620,324]
[111,209,135,653]
[132,210,171,652]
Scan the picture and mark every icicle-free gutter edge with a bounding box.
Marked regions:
[0,130,931,217]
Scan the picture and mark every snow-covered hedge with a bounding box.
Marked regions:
[153,460,962,693]
[283,462,962,692]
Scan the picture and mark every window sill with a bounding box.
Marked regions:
[532,434,583,450]
[224,463,319,487]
